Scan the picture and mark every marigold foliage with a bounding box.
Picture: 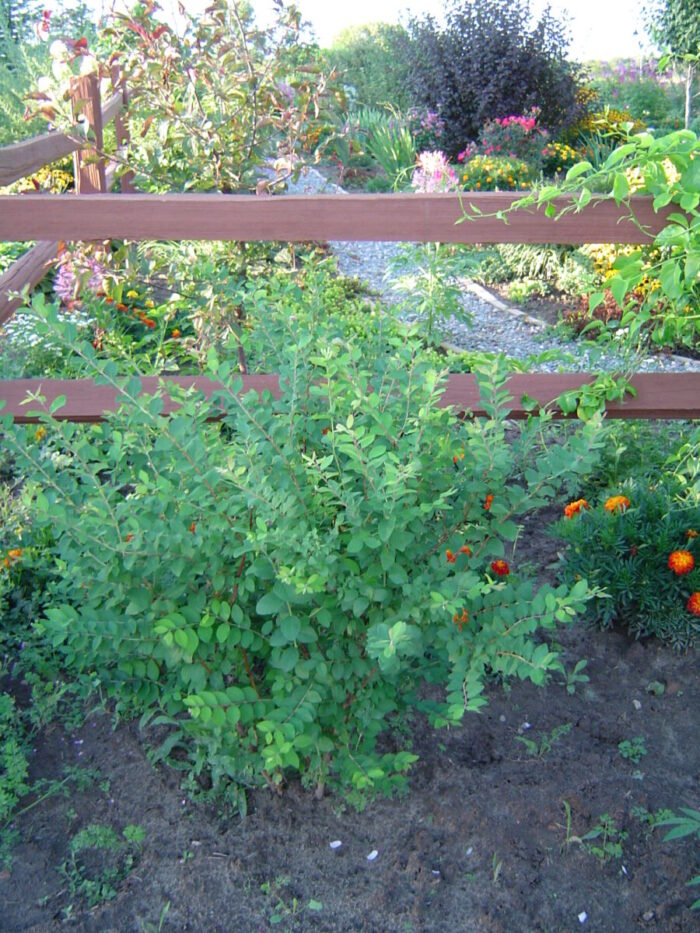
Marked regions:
[556,481,699,649]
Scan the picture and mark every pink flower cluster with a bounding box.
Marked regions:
[411,151,458,193]
[54,251,108,304]
[494,115,537,133]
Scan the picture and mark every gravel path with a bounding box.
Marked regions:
[288,167,700,374]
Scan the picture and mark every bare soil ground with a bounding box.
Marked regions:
[2,521,698,933]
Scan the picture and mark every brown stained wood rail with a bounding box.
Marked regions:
[0,192,674,245]
[2,373,699,424]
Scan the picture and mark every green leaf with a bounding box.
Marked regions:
[49,394,67,414]
[256,592,284,616]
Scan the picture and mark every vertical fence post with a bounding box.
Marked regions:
[111,64,135,194]
[69,73,107,194]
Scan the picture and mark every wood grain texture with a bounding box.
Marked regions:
[0,193,673,244]
[0,89,123,188]
[109,67,135,194]
[70,74,106,195]
[2,373,698,424]
[0,241,59,326]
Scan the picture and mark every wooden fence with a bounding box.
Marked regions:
[0,72,698,423]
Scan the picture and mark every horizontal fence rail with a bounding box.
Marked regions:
[0,192,674,245]
[2,373,699,424]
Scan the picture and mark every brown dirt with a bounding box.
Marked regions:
[2,522,698,933]
[483,284,571,328]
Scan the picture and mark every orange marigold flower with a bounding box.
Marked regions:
[604,495,630,513]
[564,498,589,518]
[453,450,465,465]
[687,592,700,616]
[142,317,156,329]
[171,328,181,338]
[105,297,114,304]
[7,549,22,560]
[484,494,494,511]
[491,559,510,576]
[686,530,698,539]
[116,302,128,312]
[452,609,469,631]
[668,550,695,575]
[446,549,456,563]
[189,522,196,534]
[34,426,47,442]
[459,545,472,555]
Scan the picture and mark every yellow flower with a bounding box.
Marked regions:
[126,290,139,299]
[34,426,47,442]
[145,299,155,309]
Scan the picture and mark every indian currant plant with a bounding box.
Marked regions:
[1,289,604,804]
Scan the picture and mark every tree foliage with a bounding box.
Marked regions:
[328,22,413,110]
[404,0,583,157]
[643,0,700,127]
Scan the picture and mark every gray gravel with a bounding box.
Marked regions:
[287,167,700,373]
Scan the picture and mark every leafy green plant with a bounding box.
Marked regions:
[657,807,700,910]
[0,290,604,803]
[515,722,572,758]
[618,737,647,764]
[559,658,589,695]
[388,243,479,343]
[554,479,699,648]
[580,813,628,863]
[504,128,700,353]
[60,823,144,909]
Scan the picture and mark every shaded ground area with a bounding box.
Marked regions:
[2,529,698,933]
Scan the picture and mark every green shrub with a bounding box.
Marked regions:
[554,480,699,649]
[1,294,603,804]
[460,154,535,191]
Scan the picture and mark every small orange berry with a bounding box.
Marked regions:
[125,534,134,543]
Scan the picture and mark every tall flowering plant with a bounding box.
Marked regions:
[391,151,477,341]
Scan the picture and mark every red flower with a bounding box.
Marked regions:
[452,609,468,631]
[189,522,196,534]
[687,592,700,616]
[484,494,494,511]
[459,545,472,556]
[668,550,694,575]
[446,549,456,564]
[125,533,134,543]
[490,559,510,577]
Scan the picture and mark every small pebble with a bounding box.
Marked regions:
[578,911,588,924]
[367,850,378,861]
[633,699,642,711]
[499,715,506,723]
[329,840,342,850]
[466,847,473,856]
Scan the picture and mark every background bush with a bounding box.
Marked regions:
[404,0,584,157]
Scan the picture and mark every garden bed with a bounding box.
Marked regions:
[2,518,697,932]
